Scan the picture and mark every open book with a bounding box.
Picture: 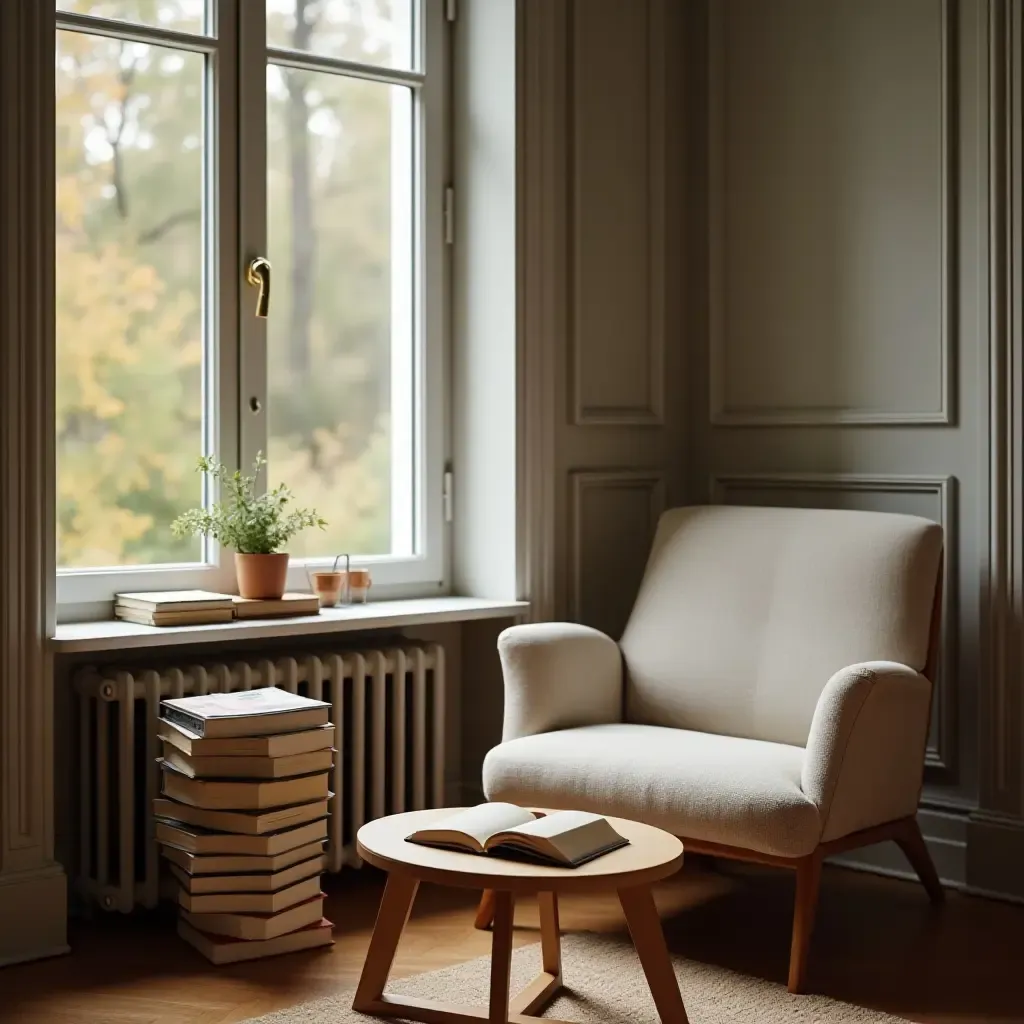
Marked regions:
[405,803,629,868]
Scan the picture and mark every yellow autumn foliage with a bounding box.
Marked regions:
[56,0,397,568]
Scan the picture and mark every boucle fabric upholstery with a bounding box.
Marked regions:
[620,506,942,747]
[802,661,932,841]
[483,723,820,857]
[496,622,622,742]
[482,505,942,854]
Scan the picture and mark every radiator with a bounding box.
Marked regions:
[74,642,445,912]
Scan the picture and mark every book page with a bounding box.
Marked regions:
[416,803,537,846]
[163,687,327,720]
[117,590,232,605]
[486,811,627,865]
[494,810,603,840]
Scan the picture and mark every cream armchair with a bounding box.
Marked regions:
[479,505,944,993]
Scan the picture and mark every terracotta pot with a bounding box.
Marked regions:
[234,552,289,599]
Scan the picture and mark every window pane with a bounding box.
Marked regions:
[266,66,414,559]
[56,31,206,568]
[56,1,207,35]
[267,0,414,71]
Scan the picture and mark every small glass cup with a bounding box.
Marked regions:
[345,569,372,604]
[308,570,344,608]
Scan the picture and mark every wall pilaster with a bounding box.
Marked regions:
[0,0,67,966]
[969,0,1024,900]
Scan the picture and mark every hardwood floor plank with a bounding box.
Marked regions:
[3,863,1023,1024]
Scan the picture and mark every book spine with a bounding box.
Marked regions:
[161,705,206,736]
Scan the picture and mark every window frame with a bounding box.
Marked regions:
[54,0,450,622]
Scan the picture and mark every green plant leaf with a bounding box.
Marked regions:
[169,452,327,554]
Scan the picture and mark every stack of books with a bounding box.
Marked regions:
[115,590,235,627]
[115,591,322,628]
[156,687,336,963]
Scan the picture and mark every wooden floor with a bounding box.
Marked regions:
[4,861,1024,1024]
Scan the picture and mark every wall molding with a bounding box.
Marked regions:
[568,469,667,624]
[979,0,1024,820]
[516,0,568,621]
[0,0,68,964]
[707,0,957,426]
[569,0,667,427]
[711,472,958,780]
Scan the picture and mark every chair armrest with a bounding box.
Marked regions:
[802,661,932,842]
[497,622,624,741]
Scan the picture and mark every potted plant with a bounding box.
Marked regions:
[171,452,326,599]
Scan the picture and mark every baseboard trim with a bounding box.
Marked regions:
[0,943,71,969]
[828,850,967,890]
[963,883,1024,907]
[0,864,69,967]
[966,812,1024,901]
[827,807,967,887]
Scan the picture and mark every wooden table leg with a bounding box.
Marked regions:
[511,892,562,1018]
[352,871,420,1013]
[618,884,689,1024]
[539,891,561,979]
[489,890,515,1024]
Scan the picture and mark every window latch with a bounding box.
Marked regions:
[246,257,271,318]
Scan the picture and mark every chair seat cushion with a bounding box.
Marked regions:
[482,723,821,858]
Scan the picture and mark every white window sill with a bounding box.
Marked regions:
[51,596,529,654]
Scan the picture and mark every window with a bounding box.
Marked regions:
[54,0,448,618]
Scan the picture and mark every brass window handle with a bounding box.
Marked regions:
[246,256,271,318]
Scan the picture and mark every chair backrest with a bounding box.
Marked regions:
[619,505,943,747]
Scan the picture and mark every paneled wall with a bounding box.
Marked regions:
[458,0,686,796]
[518,0,687,633]
[684,0,1024,895]
[708,0,954,427]
[468,0,1024,895]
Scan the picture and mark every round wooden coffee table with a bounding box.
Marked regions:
[353,808,688,1024]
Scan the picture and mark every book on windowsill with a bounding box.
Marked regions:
[161,742,335,780]
[161,687,330,739]
[159,759,330,810]
[153,796,330,838]
[115,590,234,613]
[179,893,326,942]
[405,803,630,868]
[159,719,334,759]
[176,873,322,914]
[231,593,320,619]
[160,838,326,876]
[115,606,235,627]
[167,854,326,896]
[177,916,334,964]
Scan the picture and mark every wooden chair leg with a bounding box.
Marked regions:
[788,853,822,995]
[474,888,497,930]
[893,817,945,904]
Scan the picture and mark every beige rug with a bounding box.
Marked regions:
[241,932,906,1023]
